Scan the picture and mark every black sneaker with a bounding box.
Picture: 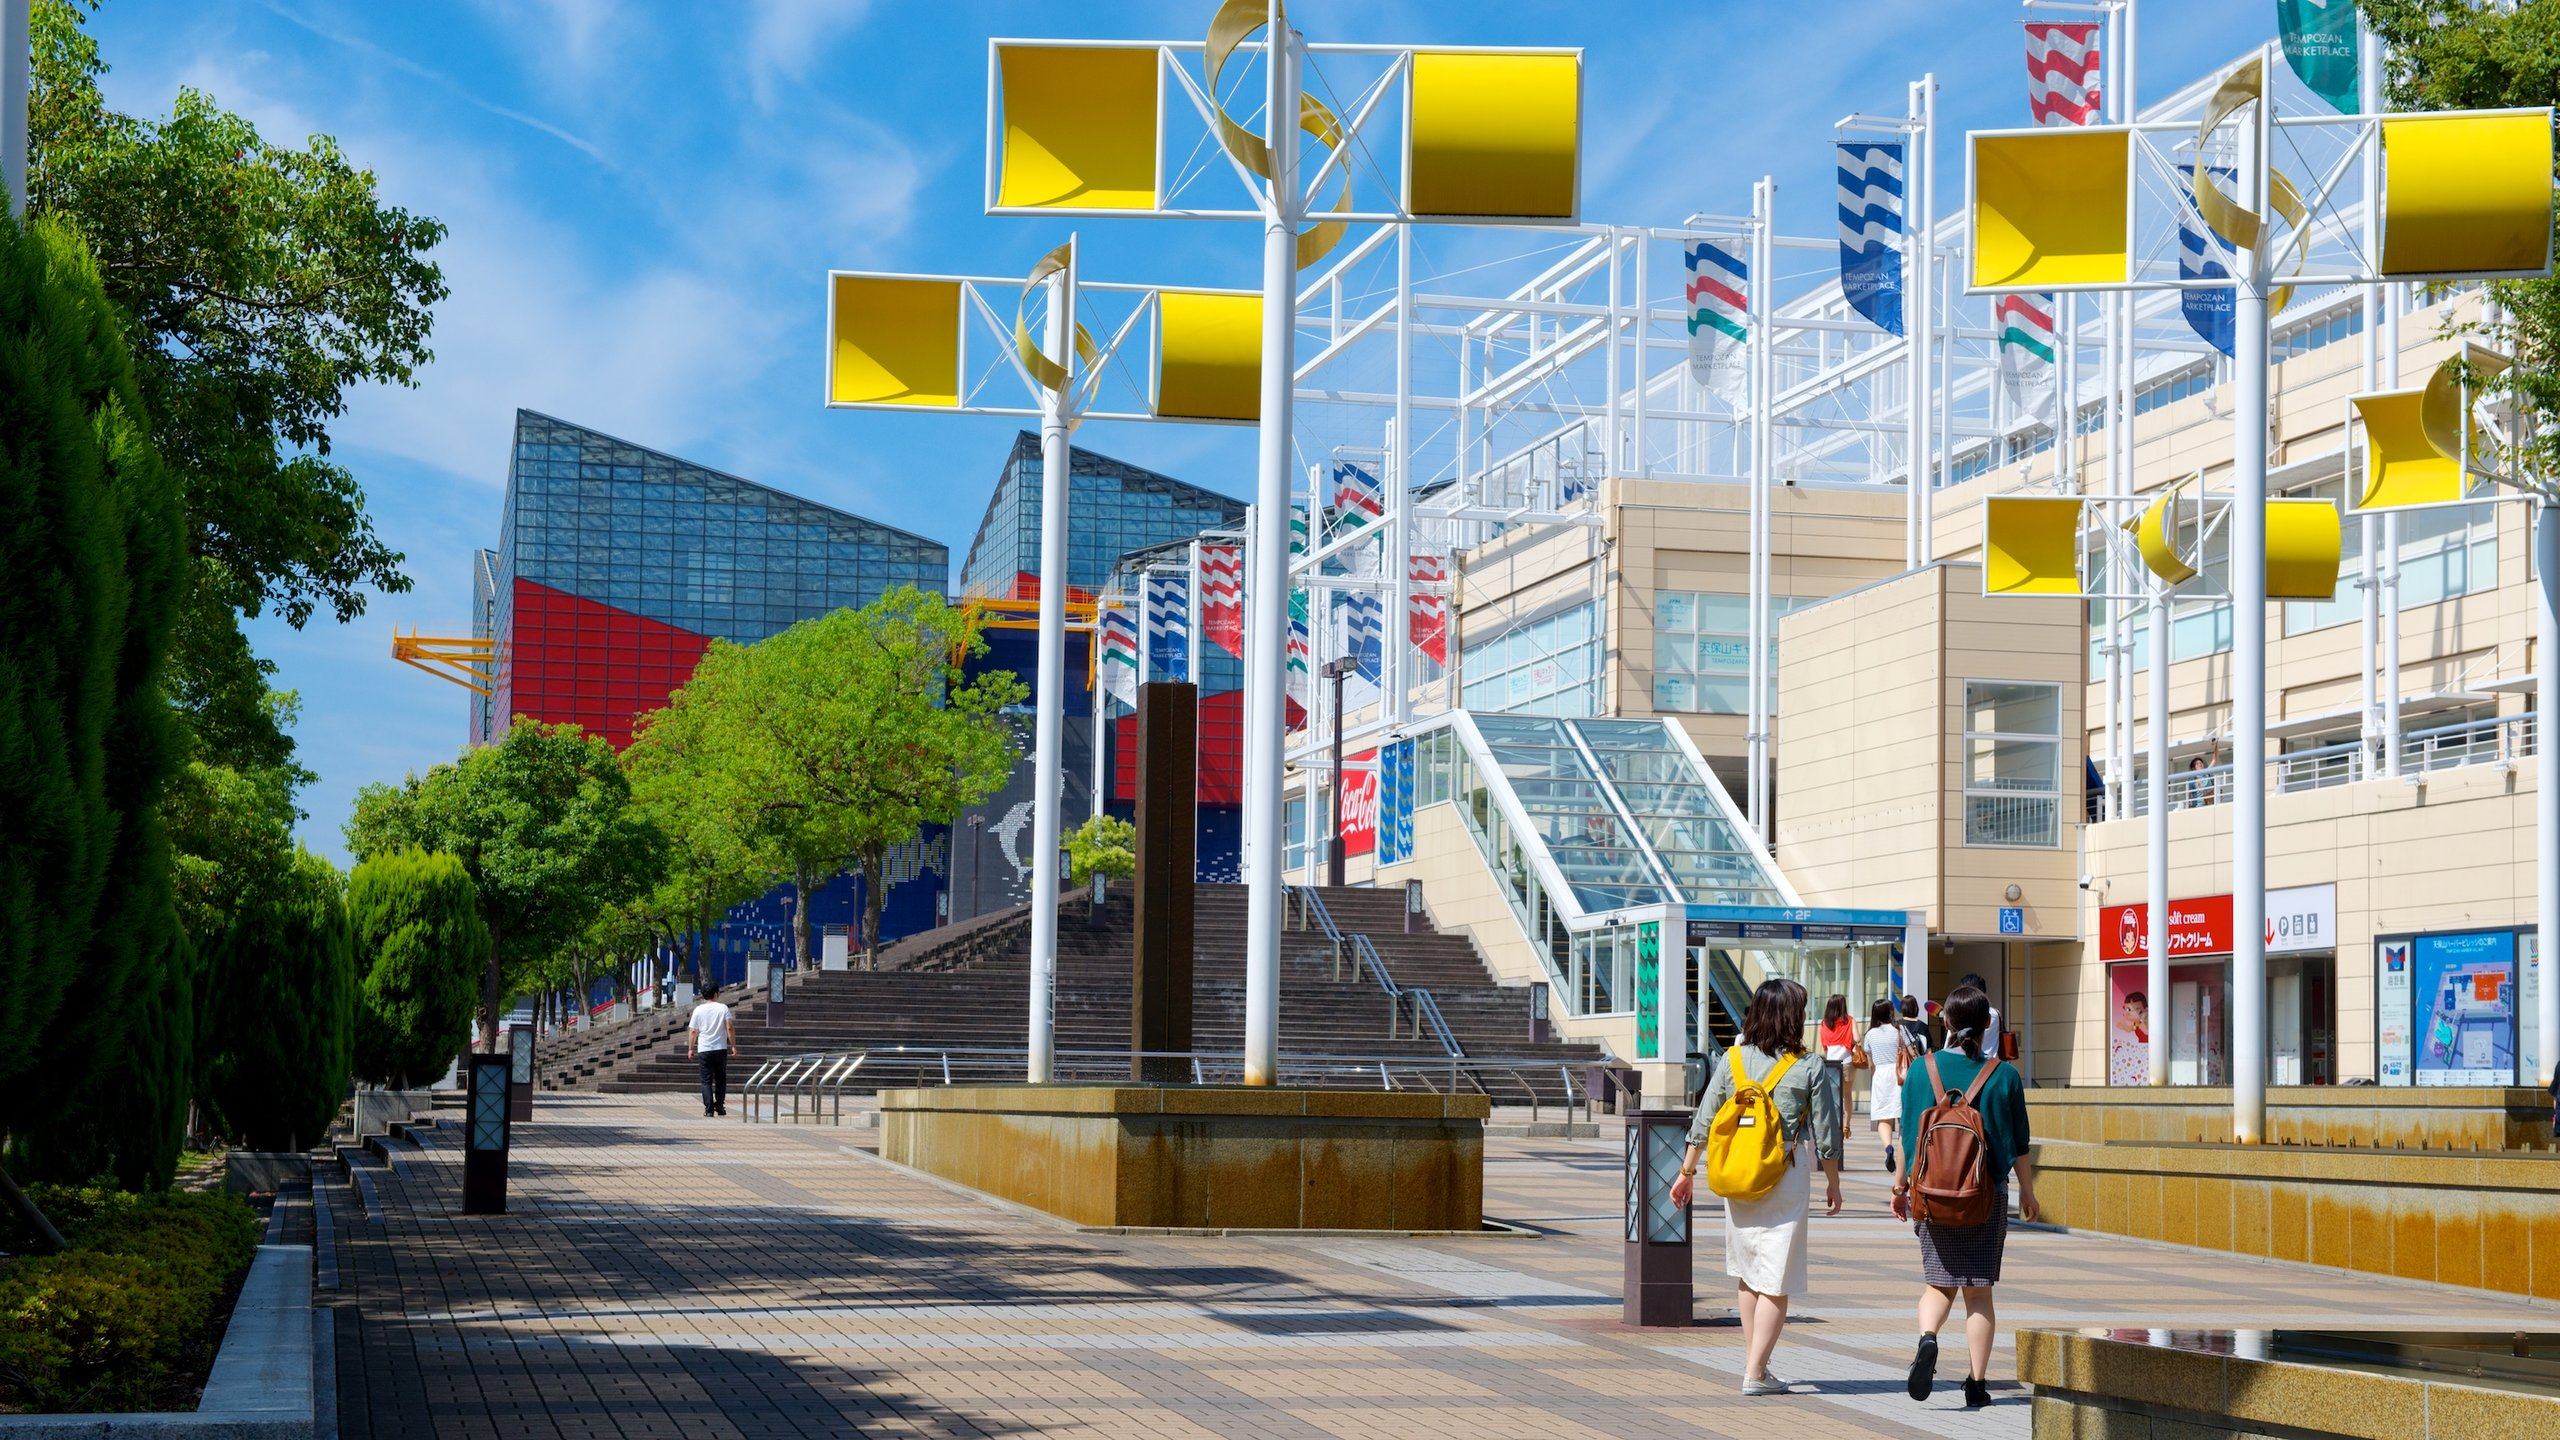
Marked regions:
[1962,1377,1992,1409]
[1907,1334,1937,1401]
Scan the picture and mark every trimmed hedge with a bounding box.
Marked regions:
[0,1186,261,1413]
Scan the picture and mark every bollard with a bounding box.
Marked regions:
[506,1022,534,1122]
[1622,1108,1694,1326]
[765,958,787,1027]
[1529,982,1551,1045]
[1404,878,1424,934]
[463,1053,512,1215]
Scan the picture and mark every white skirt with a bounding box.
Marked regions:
[1720,1142,1812,1297]
[1868,1068,1903,1122]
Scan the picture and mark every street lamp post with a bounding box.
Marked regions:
[1320,654,1357,887]
[966,812,984,921]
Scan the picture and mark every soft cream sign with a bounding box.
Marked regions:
[2102,884,2333,961]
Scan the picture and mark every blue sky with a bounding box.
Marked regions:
[77,1,2270,863]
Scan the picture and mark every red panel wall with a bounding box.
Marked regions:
[502,578,712,749]
[1112,687,1244,805]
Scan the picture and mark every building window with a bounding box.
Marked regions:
[1650,591,1808,714]
[1963,680,2063,848]
[2283,473,2368,636]
[1283,794,1308,874]
[1460,603,1599,717]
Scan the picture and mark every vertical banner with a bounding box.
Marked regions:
[1407,552,1450,666]
[1286,506,1311,729]
[1374,739,1410,866]
[1098,605,1138,709]
[1338,590,1384,684]
[1836,142,1906,336]
[2023,21,2103,127]
[1634,920,1663,1060]
[1328,461,1384,538]
[2179,165,2238,358]
[1340,749,1378,858]
[1995,293,2058,421]
[2277,0,2360,115]
[1199,542,1244,659]
[1683,240,1750,403]
[1143,571,1189,682]
[2378,937,2413,1085]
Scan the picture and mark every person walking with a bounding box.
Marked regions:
[1862,998,1909,1172]
[1896,994,1930,1070]
[1669,978,1844,1396]
[1894,985,2037,1410]
[1818,993,1855,1158]
[688,982,737,1118]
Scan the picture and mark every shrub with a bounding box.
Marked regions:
[204,848,356,1151]
[0,1186,260,1412]
[347,849,488,1087]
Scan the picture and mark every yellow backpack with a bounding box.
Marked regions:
[1705,1046,1799,1201]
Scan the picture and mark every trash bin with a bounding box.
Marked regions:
[1683,1049,1712,1108]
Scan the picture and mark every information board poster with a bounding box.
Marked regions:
[2412,929,2517,1086]
[2107,962,2151,1086]
[2378,938,2413,1084]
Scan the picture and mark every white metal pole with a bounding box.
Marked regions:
[1390,226,1414,726]
[2358,21,2383,779]
[1027,237,1079,1085]
[1903,85,1925,571]
[1242,11,1301,1087]
[2147,587,2171,1084]
[1749,178,1775,841]
[2376,34,2405,779]
[2537,501,2560,1088]
[2229,54,2274,1143]
[2,0,26,218]
[1916,74,1937,568]
[1187,540,1204,684]
[1091,596,1109,819]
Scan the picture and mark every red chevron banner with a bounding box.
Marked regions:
[1199,542,1244,659]
[2025,22,2102,127]
[1408,552,1449,666]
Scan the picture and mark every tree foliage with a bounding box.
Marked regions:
[347,720,661,1045]
[204,850,354,1152]
[347,850,489,1089]
[28,0,446,769]
[2364,1,2560,472]
[0,212,190,1192]
[1067,814,1137,882]
[627,587,1024,964]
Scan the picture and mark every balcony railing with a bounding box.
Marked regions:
[2120,712,2537,819]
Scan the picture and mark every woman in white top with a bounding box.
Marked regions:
[1861,997,1910,1173]
[1669,978,1844,1396]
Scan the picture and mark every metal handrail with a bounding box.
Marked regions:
[727,1044,1592,1123]
[2124,711,2534,818]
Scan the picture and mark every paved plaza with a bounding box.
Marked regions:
[323,1097,2557,1439]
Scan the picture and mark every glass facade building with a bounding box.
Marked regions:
[958,431,1245,600]
[476,410,949,747]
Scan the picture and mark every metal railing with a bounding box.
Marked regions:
[2122,712,2535,819]
[734,1046,1594,1126]
[1293,887,1464,1054]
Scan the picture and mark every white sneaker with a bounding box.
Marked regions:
[1741,1372,1795,1396]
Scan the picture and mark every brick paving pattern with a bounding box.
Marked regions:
[323,1096,2558,1438]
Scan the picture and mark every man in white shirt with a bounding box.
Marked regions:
[687,983,737,1117]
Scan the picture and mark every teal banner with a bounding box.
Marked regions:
[2278,0,2360,114]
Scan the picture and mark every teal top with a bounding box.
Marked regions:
[1897,1049,2032,1177]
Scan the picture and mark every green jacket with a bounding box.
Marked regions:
[1897,1049,2032,1178]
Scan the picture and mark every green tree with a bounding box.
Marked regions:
[205,850,355,1151]
[1066,813,1137,896]
[2365,2,2560,470]
[346,850,489,1088]
[0,213,189,1211]
[347,720,663,1047]
[664,588,1023,964]
[28,0,446,769]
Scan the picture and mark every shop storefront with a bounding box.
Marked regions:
[2100,884,2337,1086]
[2376,927,2543,1087]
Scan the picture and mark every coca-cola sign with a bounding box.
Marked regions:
[2100,884,2334,962]
[1338,749,1378,858]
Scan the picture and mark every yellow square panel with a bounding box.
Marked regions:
[1156,290,1261,423]
[829,275,960,409]
[1972,129,2131,290]
[2350,390,2465,512]
[1983,495,2086,596]
[997,45,1160,211]
[1406,51,1581,221]
[2381,111,2554,277]
[2266,498,2342,600]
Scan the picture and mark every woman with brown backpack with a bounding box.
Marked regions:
[1667,977,1843,1396]
[1890,985,2036,1409]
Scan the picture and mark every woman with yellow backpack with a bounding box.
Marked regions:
[1667,977,1843,1396]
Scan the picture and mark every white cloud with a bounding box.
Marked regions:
[742,0,876,111]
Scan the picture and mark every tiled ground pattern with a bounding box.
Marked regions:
[323,1097,2559,1439]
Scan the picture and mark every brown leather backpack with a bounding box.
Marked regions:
[1906,1051,2003,1228]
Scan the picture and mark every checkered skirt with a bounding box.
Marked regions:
[1915,1183,2009,1288]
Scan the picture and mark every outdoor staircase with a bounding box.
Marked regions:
[595,882,1602,1101]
